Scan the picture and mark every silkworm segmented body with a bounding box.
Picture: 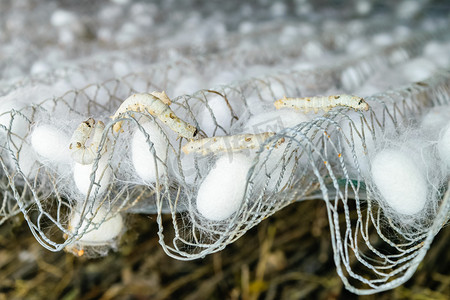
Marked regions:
[69,118,107,165]
[182,132,285,155]
[274,94,369,113]
[111,92,198,139]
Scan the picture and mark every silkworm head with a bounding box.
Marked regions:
[355,97,369,111]
[187,125,199,139]
[193,127,200,137]
[84,118,95,127]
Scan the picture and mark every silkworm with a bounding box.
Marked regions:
[182,132,285,155]
[274,94,369,113]
[69,118,107,165]
[111,92,198,140]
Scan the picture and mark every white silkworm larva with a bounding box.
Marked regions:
[69,118,107,165]
[274,94,369,113]
[111,92,198,139]
[182,132,285,155]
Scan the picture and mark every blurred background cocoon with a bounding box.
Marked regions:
[0,0,449,297]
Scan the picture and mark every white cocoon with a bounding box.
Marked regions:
[423,41,450,67]
[0,100,37,176]
[399,58,437,82]
[74,156,112,197]
[70,208,123,244]
[421,106,450,138]
[131,122,168,183]
[371,149,427,215]
[51,9,78,27]
[196,154,252,221]
[437,124,450,172]
[198,95,234,136]
[0,99,28,138]
[31,124,71,163]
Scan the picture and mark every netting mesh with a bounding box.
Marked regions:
[1,0,450,295]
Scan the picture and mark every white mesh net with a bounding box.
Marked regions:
[1,0,449,295]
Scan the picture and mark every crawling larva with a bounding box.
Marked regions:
[274,94,369,113]
[111,92,198,139]
[182,132,285,155]
[69,118,107,165]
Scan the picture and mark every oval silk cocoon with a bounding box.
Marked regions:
[0,99,26,133]
[73,156,112,197]
[196,154,252,221]
[198,96,234,136]
[70,208,123,244]
[131,122,168,183]
[371,149,427,215]
[31,124,71,163]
